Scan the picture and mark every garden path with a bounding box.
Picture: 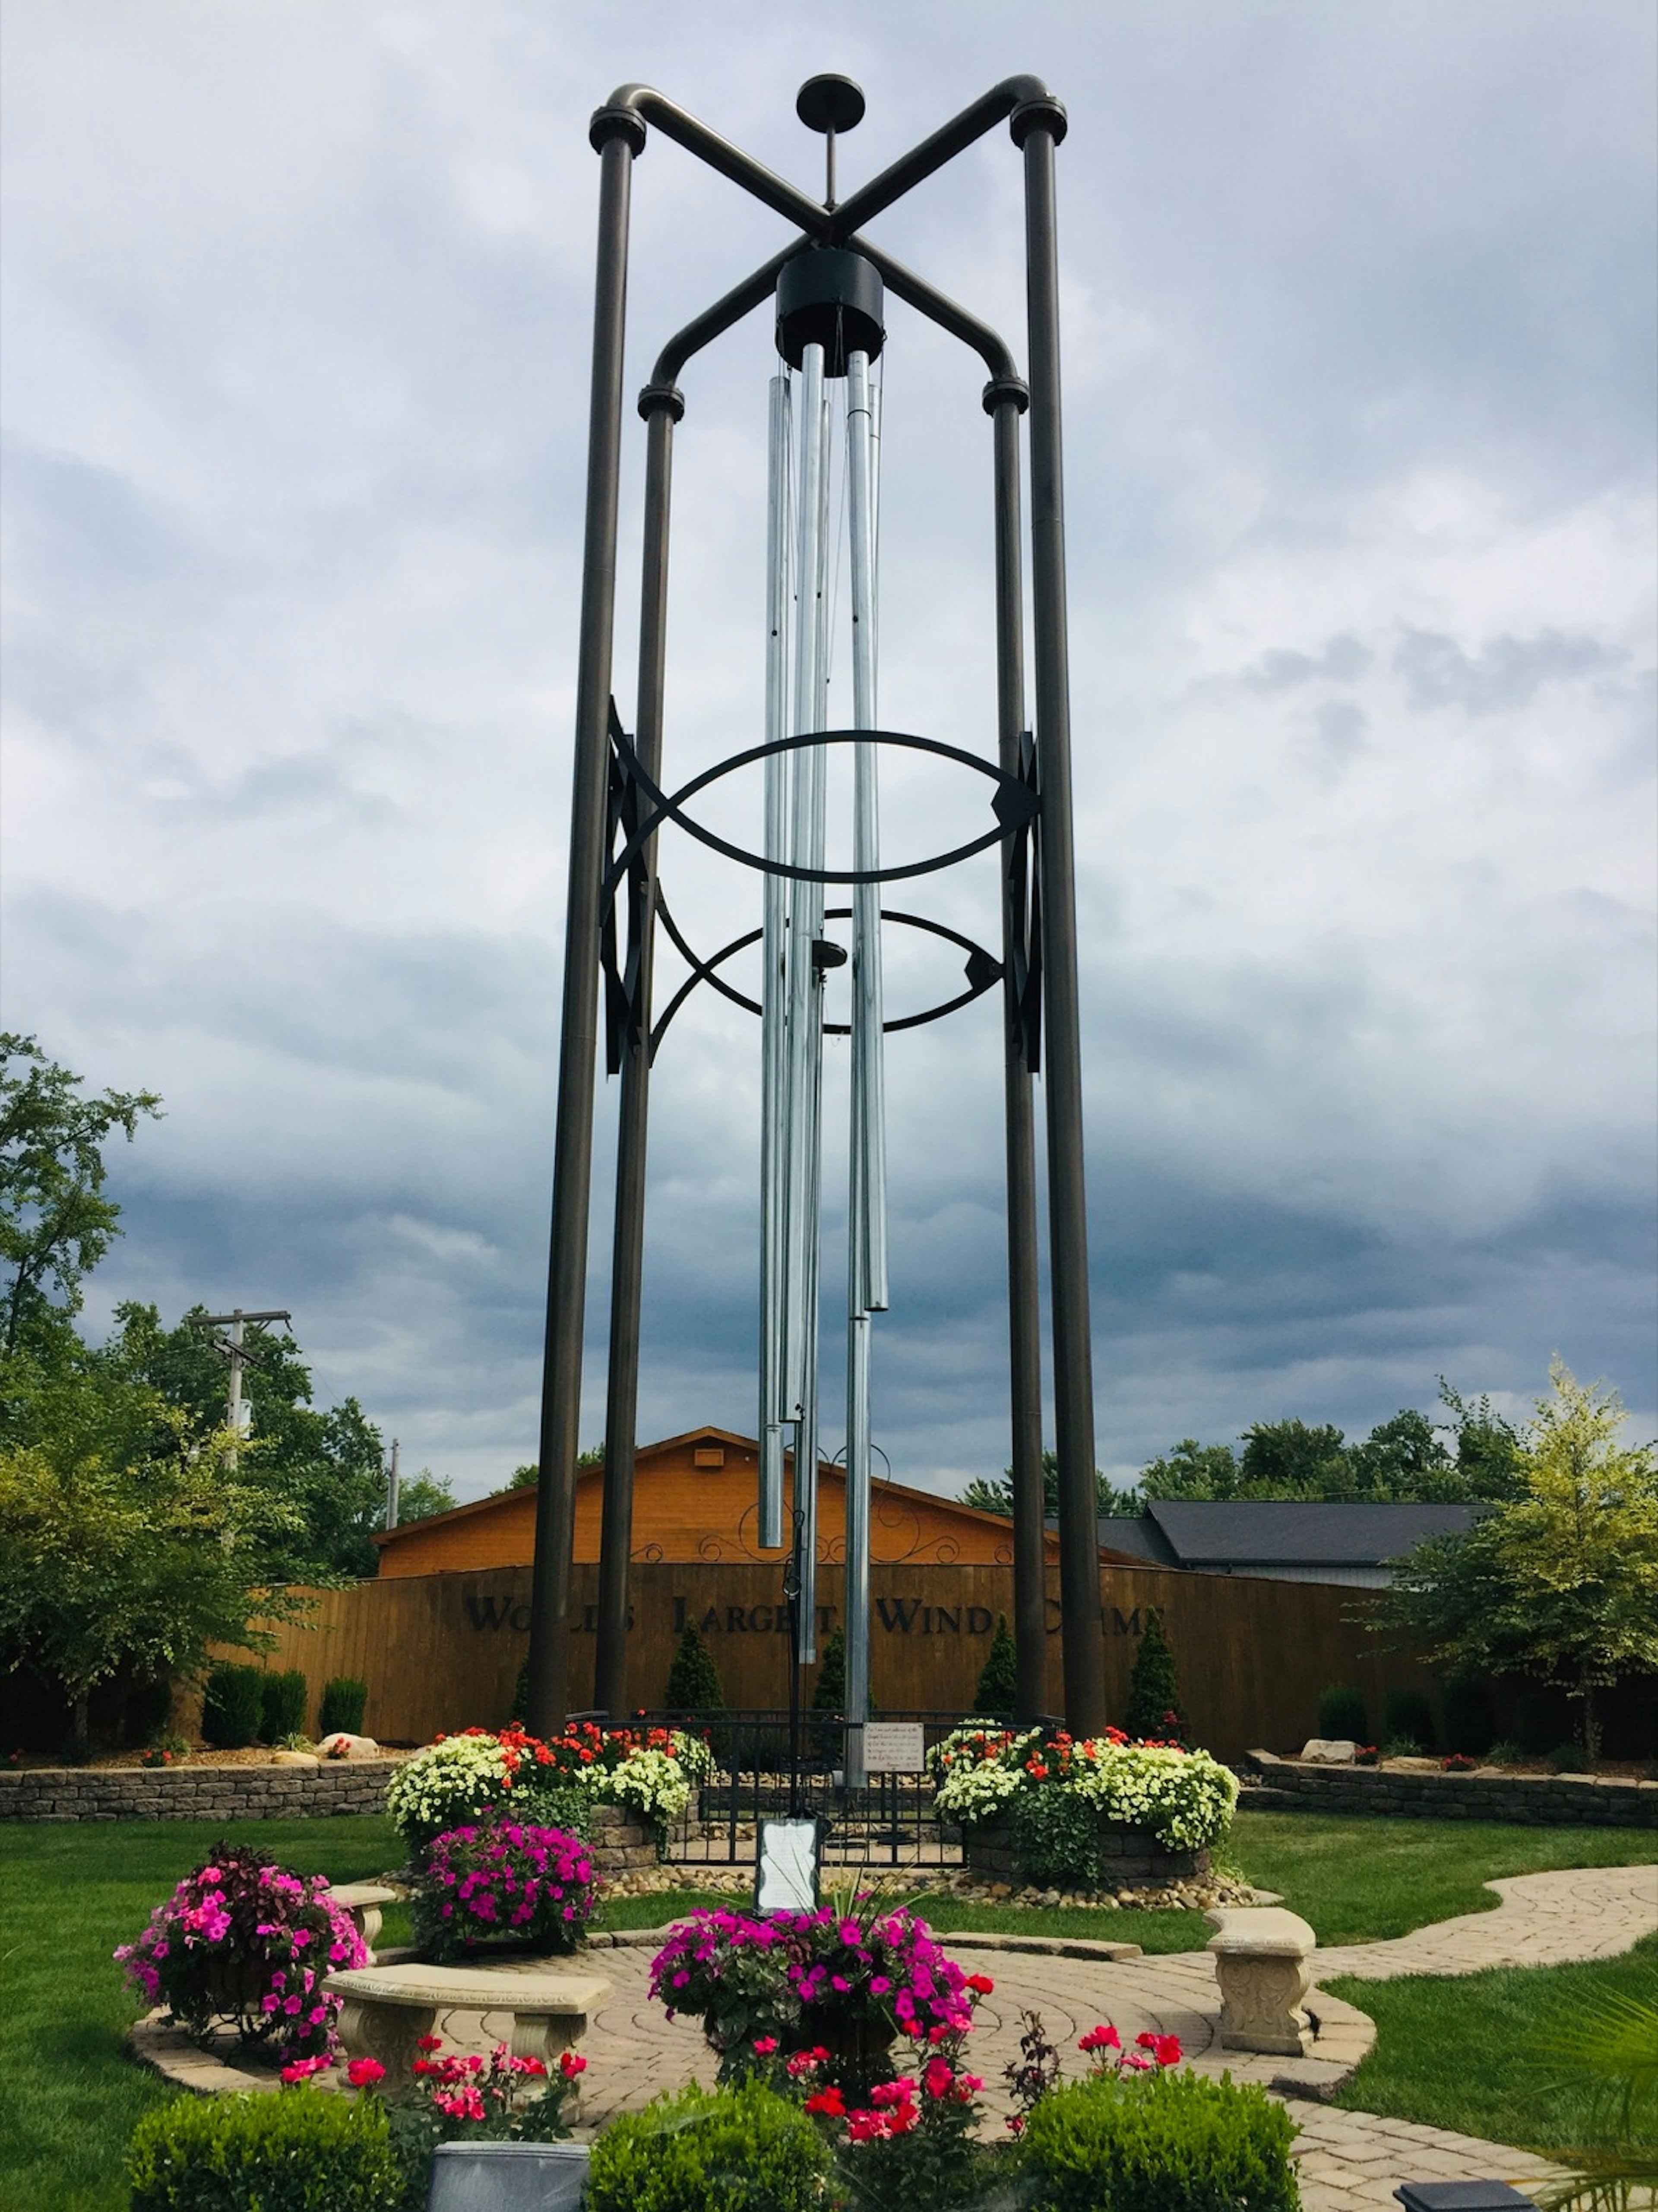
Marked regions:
[560,1860,1656,2208]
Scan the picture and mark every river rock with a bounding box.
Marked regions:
[1298,1739,1357,1764]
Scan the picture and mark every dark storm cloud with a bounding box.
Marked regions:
[4,1,1654,1501]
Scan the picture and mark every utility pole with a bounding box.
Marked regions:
[189,1308,291,1467]
[385,1438,402,1529]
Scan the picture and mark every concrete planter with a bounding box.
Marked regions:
[965,1812,1209,1888]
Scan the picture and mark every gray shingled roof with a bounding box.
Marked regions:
[1138,1499,1481,1567]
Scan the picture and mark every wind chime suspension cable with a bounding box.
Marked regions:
[759,371,794,1552]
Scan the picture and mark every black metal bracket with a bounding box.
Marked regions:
[600,697,650,1074]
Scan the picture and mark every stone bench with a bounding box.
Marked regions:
[324,1963,611,2081]
[1205,1905,1316,2056]
[323,1883,398,1962]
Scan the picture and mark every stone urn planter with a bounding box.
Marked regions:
[964,1813,1209,1890]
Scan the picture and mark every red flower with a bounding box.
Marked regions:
[965,1972,995,1995]
[1136,2030,1183,2066]
[346,2058,386,2088]
[1079,2024,1121,2053]
[753,2036,779,2056]
[415,2034,443,2051]
[559,2050,588,2078]
[804,2086,845,2118]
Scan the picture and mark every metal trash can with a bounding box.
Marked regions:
[1395,2184,1541,2210]
[427,2139,591,2211]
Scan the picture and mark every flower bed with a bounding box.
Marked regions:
[115,1844,368,2062]
[413,1820,596,1962]
[384,1722,712,1862]
[928,1720,1239,1891]
[649,1899,982,2098]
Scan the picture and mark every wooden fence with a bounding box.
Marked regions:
[230,1562,1437,1762]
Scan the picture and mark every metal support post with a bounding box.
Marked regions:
[594,382,682,1722]
[987,379,1048,1724]
[526,110,644,1736]
[1015,97,1107,1735]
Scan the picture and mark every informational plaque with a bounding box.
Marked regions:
[860,1722,926,1773]
[755,1817,823,1913]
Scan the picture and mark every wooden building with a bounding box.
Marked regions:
[375,1426,1076,1578]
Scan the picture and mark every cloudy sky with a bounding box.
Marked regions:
[4,1,1653,1503]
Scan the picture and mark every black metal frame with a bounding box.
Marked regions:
[525,75,1106,1744]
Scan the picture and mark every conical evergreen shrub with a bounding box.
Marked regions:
[974,1614,1019,1716]
[665,1622,725,1713]
[1123,1608,1186,1741]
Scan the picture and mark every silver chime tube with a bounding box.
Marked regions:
[846,349,888,1313]
[785,342,830,1659]
[759,373,793,1551]
[842,348,886,1780]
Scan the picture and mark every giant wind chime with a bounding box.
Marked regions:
[522,74,1109,1756]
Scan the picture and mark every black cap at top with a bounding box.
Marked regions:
[776,248,885,376]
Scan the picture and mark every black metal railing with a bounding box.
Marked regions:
[626,1707,968,1870]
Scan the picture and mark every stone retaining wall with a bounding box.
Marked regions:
[584,1802,658,1874]
[1241,1750,1658,1827]
[965,1813,1210,1887]
[0,1760,403,1823]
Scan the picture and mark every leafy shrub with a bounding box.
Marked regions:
[202,1663,265,1748]
[1009,1786,1102,1889]
[1020,2065,1300,2211]
[1315,1685,1368,1742]
[115,1843,367,2061]
[586,2080,830,2212]
[1382,1736,1425,1760]
[974,1615,1019,1716]
[414,1820,596,1961]
[1382,1688,1437,1754]
[318,1676,367,1737]
[1548,1741,1589,1774]
[260,1670,308,1744]
[1486,1738,1525,1767]
[127,2084,399,2212]
[1442,1677,1497,1757]
[1123,1609,1184,1741]
[665,1622,725,1713]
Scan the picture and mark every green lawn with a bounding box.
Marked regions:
[3,1812,1652,2212]
[1226,1809,1658,1945]
[1323,1932,1658,2156]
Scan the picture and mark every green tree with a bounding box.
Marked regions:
[0,1035,161,1358]
[664,1622,725,1713]
[1380,1364,1658,1761]
[102,1304,386,1580]
[1140,1394,1519,1504]
[973,1614,1018,1714]
[395,1470,456,1524]
[1138,1438,1243,1501]
[1238,1419,1354,1498]
[1123,1608,1184,1739]
[812,1625,847,1714]
[959,1450,1139,1520]
[502,1447,602,1491]
[0,1385,308,1753]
